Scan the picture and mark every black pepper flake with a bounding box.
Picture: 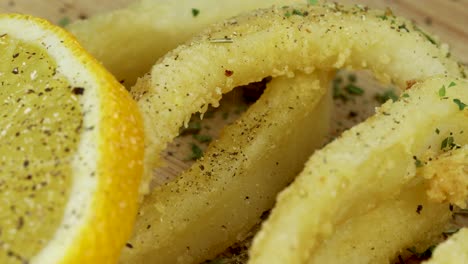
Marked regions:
[12,67,19,74]
[23,160,29,168]
[416,205,423,214]
[72,87,85,95]
[17,217,24,229]
[260,210,270,220]
[125,243,134,249]
[224,70,234,77]
[348,111,358,118]
[12,53,19,58]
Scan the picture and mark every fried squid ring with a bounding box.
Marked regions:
[131,3,464,192]
[425,228,468,264]
[67,0,303,86]
[121,72,332,263]
[249,76,468,263]
[422,146,468,264]
[309,178,452,263]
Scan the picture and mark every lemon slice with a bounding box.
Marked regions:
[0,14,144,264]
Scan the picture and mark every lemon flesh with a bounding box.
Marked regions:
[0,33,81,263]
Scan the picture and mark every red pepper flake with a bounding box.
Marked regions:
[416,204,423,214]
[405,80,417,90]
[224,70,234,77]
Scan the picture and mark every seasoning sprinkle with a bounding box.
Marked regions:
[377,14,388,20]
[375,89,398,103]
[414,156,423,168]
[292,9,307,16]
[398,24,410,33]
[344,84,364,95]
[58,17,71,27]
[414,26,437,45]
[209,37,233,43]
[453,99,467,110]
[71,87,85,95]
[438,85,446,97]
[190,144,204,160]
[416,204,423,214]
[224,70,234,77]
[441,136,455,150]
[406,245,435,259]
[348,74,357,83]
[193,134,212,143]
[191,8,200,17]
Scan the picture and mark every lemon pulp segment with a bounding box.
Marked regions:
[0,33,81,263]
